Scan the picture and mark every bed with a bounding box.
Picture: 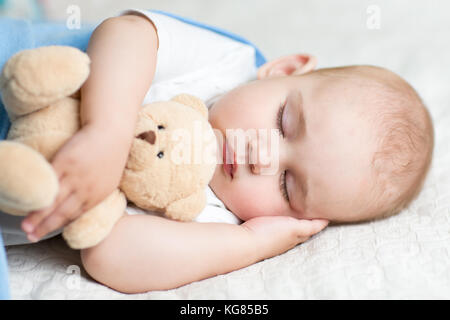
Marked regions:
[4,0,450,299]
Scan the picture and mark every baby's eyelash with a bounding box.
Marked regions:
[276,101,286,137]
[280,170,290,203]
[277,101,288,203]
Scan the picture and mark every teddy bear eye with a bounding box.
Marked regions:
[157,151,164,158]
[158,125,165,130]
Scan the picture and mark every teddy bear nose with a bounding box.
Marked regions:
[137,130,156,145]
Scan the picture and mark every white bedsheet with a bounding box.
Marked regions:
[5,0,450,299]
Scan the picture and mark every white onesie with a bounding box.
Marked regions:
[0,9,263,245]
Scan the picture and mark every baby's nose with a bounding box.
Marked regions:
[248,139,274,175]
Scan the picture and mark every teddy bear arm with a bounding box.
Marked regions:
[165,189,207,222]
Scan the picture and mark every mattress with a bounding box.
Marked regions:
[5,1,450,299]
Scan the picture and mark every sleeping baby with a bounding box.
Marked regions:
[4,9,433,293]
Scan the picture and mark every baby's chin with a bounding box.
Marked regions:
[208,177,249,221]
[208,167,233,208]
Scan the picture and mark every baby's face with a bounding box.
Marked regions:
[208,73,378,222]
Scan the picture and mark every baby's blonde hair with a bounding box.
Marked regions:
[313,65,434,221]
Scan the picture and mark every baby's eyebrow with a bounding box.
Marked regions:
[295,172,308,213]
[300,175,309,199]
[291,90,308,212]
[297,91,307,137]
[287,89,307,139]
[288,168,309,215]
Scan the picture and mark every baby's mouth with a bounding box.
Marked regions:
[222,139,237,179]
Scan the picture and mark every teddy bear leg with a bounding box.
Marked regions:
[0,141,58,216]
[0,46,90,120]
[62,189,127,249]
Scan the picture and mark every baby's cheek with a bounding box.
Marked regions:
[229,183,282,221]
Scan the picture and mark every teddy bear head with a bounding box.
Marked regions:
[119,94,218,220]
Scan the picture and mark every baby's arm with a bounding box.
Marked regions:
[22,14,158,241]
[79,14,158,133]
[81,214,328,293]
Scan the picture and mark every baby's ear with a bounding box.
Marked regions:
[257,54,317,79]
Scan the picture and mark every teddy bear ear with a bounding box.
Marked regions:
[171,94,208,119]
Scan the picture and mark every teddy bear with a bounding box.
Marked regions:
[0,46,217,249]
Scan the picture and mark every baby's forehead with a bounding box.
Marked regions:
[313,70,413,124]
[309,75,378,121]
[313,65,406,92]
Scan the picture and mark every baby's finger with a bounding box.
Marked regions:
[27,192,84,242]
[51,149,71,180]
[21,175,71,233]
[295,219,329,238]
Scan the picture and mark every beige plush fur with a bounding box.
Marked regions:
[0,46,217,249]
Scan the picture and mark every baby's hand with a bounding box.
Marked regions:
[21,123,132,242]
[242,216,329,258]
